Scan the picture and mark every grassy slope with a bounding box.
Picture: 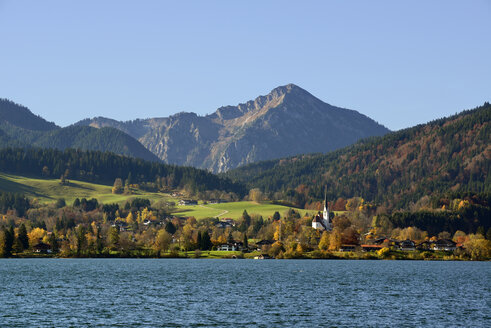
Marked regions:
[0,172,312,219]
[0,172,167,204]
[175,201,313,219]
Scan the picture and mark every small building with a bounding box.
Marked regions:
[215,221,233,229]
[339,245,357,252]
[209,199,228,204]
[255,240,274,251]
[217,242,244,251]
[178,199,198,206]
[399,239,416,251]
[254,254,272,259]
[416,241,433,250]
[33,242,52,254]
[361,244,383,252]
[433,239,457,251]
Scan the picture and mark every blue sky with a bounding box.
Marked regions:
[0,0,489,130]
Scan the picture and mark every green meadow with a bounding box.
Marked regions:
[0,172,314,219]
[175,201,312,219]
[0,172,167,205]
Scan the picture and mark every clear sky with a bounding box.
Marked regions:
[0,0,490,130]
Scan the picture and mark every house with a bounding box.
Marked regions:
[361,244,383,252]
[215,221,233,229]
[417,241,433,250]
[178,199,198,206]
[209,199,227,204]
[217,242,244,251]
[399,239,416,251]
[339,245,357,252]
[112,221,127,232]
[33,242,52,254]
[433,239,457,251]
[312,187,332,231]
[255,240,274,251]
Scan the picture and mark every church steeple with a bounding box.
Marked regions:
[323,186,331,230]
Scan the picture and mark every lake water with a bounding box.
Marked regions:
[0,259,489,327]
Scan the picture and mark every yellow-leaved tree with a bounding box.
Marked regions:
[318,231,330,251]
[28,228,47,248]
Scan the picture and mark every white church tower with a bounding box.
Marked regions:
[322,187,332,231]
[312,186,332,231]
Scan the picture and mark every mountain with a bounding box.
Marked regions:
[0,99,159,162]
[224,103,491,210]
[77,84,390,172]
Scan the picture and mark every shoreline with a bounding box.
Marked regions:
[5,251,489,261]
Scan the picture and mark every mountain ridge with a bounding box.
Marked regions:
[77,84,390,172]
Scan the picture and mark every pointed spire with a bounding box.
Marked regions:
[324,185,328,209]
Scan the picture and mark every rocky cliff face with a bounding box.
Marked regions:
[77,84,390,172]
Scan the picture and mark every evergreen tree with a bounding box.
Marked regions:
[73,198,81,208]
[49,232,59,253]
[55,198,66,209]
[96,228,103,253]
[165,221,176,235]
[2,227,14,257]
[18,224,29,250]
[109,226,120,249]
[197,231,202,250]
[227,230,234,244]
[12,238,23,254]
[202,231,212,251]
[273,211,281,221]
[243,233,248,250]
[76,226,87,256]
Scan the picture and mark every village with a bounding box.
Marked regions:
[18,191,481,261]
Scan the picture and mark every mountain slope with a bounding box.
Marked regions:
[77,84,390,172]
[0,99,159,161]
[224,103,491,209]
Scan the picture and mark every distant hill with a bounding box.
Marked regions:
[0,99,159,162]
[224,103,491,209]
[77,84,390,172]
[0,99,57,131]
[0,148,246,197]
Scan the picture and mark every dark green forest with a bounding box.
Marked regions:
[0,99,159,161]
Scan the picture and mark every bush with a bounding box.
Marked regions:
[376,247,390,258]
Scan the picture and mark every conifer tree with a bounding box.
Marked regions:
[18,224,29,250]
[49,231,59,253]
[197,231,202,250]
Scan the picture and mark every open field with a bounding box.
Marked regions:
[174,201,313,219]
[0,172,168,204]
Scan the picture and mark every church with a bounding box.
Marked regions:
[312,189,332,231]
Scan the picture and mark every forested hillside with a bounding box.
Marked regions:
[0,99,159,161]
[0,148,246,196]
[225,103,491,209]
